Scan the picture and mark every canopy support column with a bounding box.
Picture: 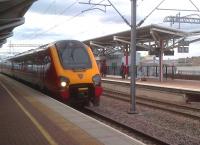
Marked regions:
[159,40,164,82]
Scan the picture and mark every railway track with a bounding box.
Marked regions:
[79,106,168,145]
[103,89,200,120]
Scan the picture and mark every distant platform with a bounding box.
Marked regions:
[102,75,200,103]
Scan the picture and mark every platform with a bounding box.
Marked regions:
[102,75,200,103]
[0,74,145,145]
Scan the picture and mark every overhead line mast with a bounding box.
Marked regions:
[79,0,138,113]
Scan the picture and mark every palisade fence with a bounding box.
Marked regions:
[105,65,200,80]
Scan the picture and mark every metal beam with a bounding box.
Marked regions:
[164,16,200,24]
[0,17,24,31]
[90,41,107,50]
[150,30,160,47]
[113,36,130,44]
[0,32,13,40]
[0,39,7,46]
[189,37,200,43]
[113,36,150,51]
[151,28,185,37]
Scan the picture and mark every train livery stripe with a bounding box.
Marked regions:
[0,81,58,145]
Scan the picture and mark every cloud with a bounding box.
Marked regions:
[2,0,200,59]
[29,0,108,17]
[99,10,130,24]
[30,0,78,16]
[15,0,200,40]
[29,0,132,24]
[14,28,62,40]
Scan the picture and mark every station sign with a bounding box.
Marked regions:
[149,49,175,56]
[178,40,189,53]
[148,50,159,55]
[178,46,189,53]
[164,50,174,56]
[178,40,189,46]
[148,49,159,57]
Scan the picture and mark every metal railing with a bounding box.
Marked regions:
[104,65,176,79]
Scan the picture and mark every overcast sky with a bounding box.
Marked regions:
[1,0,200,59]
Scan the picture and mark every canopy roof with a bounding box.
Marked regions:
[0,0,37,48]
[83,24,199,56]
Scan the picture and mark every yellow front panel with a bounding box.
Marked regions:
[50,45,100,85]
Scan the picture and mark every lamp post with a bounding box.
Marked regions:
[79,0,138,113]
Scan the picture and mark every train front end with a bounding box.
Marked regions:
[53,40,102,106]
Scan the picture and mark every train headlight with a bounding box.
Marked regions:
[61,81,67,87]
[59,76,70,87]
[92,74,101,86]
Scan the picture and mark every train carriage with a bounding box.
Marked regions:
[0,40,102,106]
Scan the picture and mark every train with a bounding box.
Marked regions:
[0,40,102,106]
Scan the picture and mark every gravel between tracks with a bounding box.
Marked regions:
[89,96,200,145]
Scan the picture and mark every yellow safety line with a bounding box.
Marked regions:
[0,81,58,145]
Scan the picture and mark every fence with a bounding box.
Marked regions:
[105,65,200,80]
[106,65,175,78]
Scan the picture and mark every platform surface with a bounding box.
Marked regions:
[0,74,145,145]
[104,75,200,92]
[102,75,200,103]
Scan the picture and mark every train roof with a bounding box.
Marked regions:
[8,43,50,60]
[5,40,85,60]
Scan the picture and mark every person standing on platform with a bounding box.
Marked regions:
[138,62,145,81]
[125,65,129,79]
[100,60,107,77]
[100,61,104,77]
[120,63,125,79]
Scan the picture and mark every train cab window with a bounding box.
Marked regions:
[56,40,92,69]
[44,56,51,64]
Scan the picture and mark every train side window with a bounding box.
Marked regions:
[44,56,51,64]
[26,60,33,72]
[43,56,51,72]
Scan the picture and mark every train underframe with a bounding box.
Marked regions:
[59,84,102,106]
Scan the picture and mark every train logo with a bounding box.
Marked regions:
[78,74,83,79]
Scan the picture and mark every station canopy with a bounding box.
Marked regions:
[83,24,200,56]
[0,0,37,48]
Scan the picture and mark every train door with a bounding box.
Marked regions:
[37,51,45,90]
[40,49,51,90]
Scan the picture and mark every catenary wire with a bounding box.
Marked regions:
[32,0,107,39]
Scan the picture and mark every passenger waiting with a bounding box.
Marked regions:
[100,60,107,77]
[120,63,126,79]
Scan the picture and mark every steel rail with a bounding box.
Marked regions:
[103,89,200,120]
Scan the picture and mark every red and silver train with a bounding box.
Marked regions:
[0,40,102,106]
